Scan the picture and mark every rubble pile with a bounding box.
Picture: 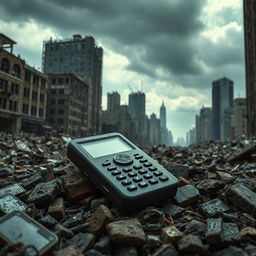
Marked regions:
[0,131,256,255]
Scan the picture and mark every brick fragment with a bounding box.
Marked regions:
[62,172,96,201]
[161,225,183,243]
[89,205,112,236]
[107,218,146,247]
[48,197,65,220]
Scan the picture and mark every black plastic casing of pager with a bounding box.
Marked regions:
[67,132,178,211]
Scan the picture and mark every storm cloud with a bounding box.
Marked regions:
[0,0,245,139]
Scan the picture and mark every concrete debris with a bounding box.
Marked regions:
[0,132,256,255]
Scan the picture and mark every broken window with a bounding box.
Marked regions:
[1,58,10,73]
[12,64,21,78]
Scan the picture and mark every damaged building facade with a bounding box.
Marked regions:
[0,34,47,134]
[42,34,103,135]
[46,73,89,137]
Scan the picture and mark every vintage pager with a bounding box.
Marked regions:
[67,133,178,210]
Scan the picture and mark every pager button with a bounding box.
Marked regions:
[148,166,157,171]
[138,169,147,174]
[116,175,126,180]
[113,154,133,165]
[153,171,163,176]
[127,184,137,191]
[144,174,153,179]
[159,176,169,182]
[128,172,137,177]
[139,181,148,188]
[133,165,142,170]
[149,179,158,184]
[133,177,143,182]
[123,167,132,173]
[107,166,117,171]
[122,180,132,186]
[144,162,152,167]
[112,170,121,176]
[102,160,111,167]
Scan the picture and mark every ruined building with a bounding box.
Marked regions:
[42,35,103,135]
[0,34,47,134]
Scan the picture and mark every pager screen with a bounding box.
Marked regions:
[81,136,132,158]
[0,214,51,251]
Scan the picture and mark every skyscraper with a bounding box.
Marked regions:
[149,113,161,145]
[128,91,147,145]
[233,98,247,139]
[159,101,171,144]
[107,91,120,112]
[128,91,145,119]
[212,77,234,141]
[160,102,166,129]
[244,0,256,137]
[196,107,212,144]
[42,34,103,134]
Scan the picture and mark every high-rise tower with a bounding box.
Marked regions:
[244,0,256,137]
[212,77,234,141]
[128,91,147,144]
[107,91,120,112]
[160,101,166,129]
[128,91,145,119]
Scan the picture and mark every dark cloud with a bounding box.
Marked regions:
[0,0,205,78]
[0,0,245,138]
[198,27,244,68]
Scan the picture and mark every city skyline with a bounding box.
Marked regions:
[0,0,245,139]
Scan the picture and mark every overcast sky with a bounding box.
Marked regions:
[0,0,245,141]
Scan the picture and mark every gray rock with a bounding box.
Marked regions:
[161,202,185,218]
[28,180,59,206]
[70,232,95,253]
[185,220,206,237]
[39,215,58,228]
[0,167,14,178]
[200,199,230,217]
[221,223,241,245]
[226,183,256,217]
[178,234,208,255]
[94,236,112,255]
[162,162,189,178]
[21,173,43,190]
[213,246,248,256]
[196,179,225,195]
[174,185,200,207]
[151,244,178,256]
[236,178,256,192]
